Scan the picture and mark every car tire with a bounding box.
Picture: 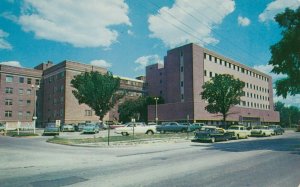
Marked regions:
[146,130,154,135]
[121,132,127,136]
[211,137,215,143]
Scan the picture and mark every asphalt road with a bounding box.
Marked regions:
[0,131,300,187]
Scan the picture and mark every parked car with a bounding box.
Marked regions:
[226,125,249,139]
[96,122,108,130]
[0,123,5,132]
[109,123,125,129]
[251,126,273,137]
[296,125,300,132]
[82,123,99,134]
[192,127,232,143]
[77,123,86,132]
[156,122,189,133]
[43,126,60,136]
[61,124,75,132]
[115,122,156,136]
[269,125,284,135]
[189,123,205,132]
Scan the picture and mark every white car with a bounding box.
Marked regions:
[226,125,249,139]
[251,126,273,137]
[115,122,157,136]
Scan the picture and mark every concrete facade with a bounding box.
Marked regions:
[147,43,280,126]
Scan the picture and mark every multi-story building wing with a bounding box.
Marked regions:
[0,64,42,128]
[146,43,279,126]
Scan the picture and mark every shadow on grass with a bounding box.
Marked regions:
[191,136,300,155]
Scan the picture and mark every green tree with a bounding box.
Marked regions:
[118,96,164,123]
[71,71,122,121]
[201,74,245,125]
[274,101,300,127]
[269,7,300,98]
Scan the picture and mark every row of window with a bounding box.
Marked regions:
[204,53,269,82]
[4,111,31,118]
[240,101,270,110]
[243,92,269,101]
[48,109,64,118]
[4,99,32,106]
[5,75,40,85]
[204,70,269,94]
[4,87,36,95]
[121,79,143,87]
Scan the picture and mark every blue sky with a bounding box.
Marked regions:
[1,0,300,106]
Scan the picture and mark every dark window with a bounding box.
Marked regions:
[224,61,227,66]
[214,57,217,63]
[5,87,13,94]
[19,77,24,83]
[5,99,12,105]
[5,111,12,117]
[181,81,183,87]
[27,78,32,84]
[180,66,184,72]
[85,110,92,116]
[27,100,31,105]
[209,55,212,61]
[181,94,184,100]
[228,63,231,68]
[204,70,207,76]
[241,68,245,73]
[35,79,40,85]
[209,72,213,78]
[160,90,162,95]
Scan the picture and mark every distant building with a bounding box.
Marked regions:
[146,43,279,126]
[0,64,42,128]
[0,60,144,127]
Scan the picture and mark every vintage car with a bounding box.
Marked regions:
[156,122,189,133]
[115,122,156,136]
[0,123,5,132]
[269,125,284,135]
[82,123,99,134]
[226,125,249,139]
[191,127,232,143]
[250,126,273,137]
[61,124,75,132]
[43,126,60,136]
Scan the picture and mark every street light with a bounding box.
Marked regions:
[154,97,159,124]
[31,84,40,134]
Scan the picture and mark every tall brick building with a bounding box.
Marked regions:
[0,60,144,127]
[146,43,280,126]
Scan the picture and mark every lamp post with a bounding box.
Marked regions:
[154,97,159,124]
[31,84,40,134]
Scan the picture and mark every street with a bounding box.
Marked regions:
[0,132,300,187]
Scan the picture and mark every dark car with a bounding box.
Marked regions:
[269,125,284,135]
[191,127,232,143]
[43,126,60,136]
[156,122,188,133]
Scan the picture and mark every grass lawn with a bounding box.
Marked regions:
[47,132,193,145]
[5,131,39,137]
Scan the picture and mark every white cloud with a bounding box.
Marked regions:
[259,0,300,22]
[238,16,251,26]
[148,0,235,48]
[0,29,12,50]
[0,61,22,67]
[273,89,300,107]
[127,30,134,36]
[90,59,112,68]
[253,64,287,82]
[134,55,163,71]
[17,0,131,48]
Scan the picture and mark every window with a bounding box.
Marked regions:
[85,110,92,116]
[214,57,217,63]
[18,111,23,117]
[180,51,183,56]
[27,100,31,105]
[35,79,40,85]
[19,88,24,95]
[209,72,213,78]
[19,100,23,106]
[241,68,245,73]
[204,53,207,59]
[180,66,184,72]
[181,81,184,87]
[204,70,207,76]
[181,94,184,100]
[27,78,32,84]
[19,77,24,83]
[26,111,31,119]
[27,89,32,95]
[224,61,227,66]
[219,60,222,65]
[5,99,12,105]
[228,63,231,68]
[5,111,12,117]
[5,75,13,83]
[209,55,212,61]
[160,90,163,95]
[5,87,13,94]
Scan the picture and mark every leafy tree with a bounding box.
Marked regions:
[274,101,300,127]
[71,71,122,121]
[201,74,245,125]
[269,7,300,98]
[118,96,164,123]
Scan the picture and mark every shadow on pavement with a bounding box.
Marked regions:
[191,137,300,155]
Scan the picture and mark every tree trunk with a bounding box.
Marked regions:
[222,113,227,129]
